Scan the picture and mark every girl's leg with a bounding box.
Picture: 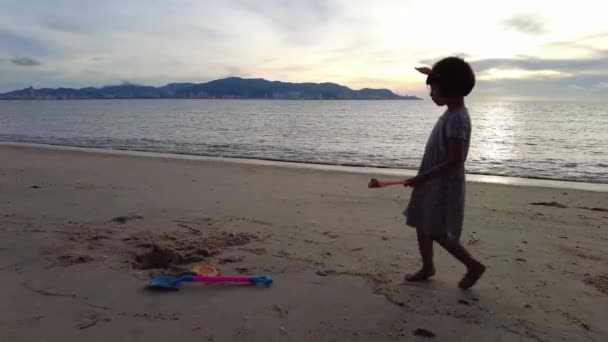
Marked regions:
[436,238,485,289]
[405,227,436,281]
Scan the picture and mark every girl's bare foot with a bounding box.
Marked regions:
[405,267,436,282]
[458,262,486,289]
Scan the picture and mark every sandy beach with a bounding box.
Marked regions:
[0,144,606,341]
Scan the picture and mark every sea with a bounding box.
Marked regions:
[1,99,607,184]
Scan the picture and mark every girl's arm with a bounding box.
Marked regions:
[407,137,466,186]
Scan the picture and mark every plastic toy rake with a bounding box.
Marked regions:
[146,275,273,291]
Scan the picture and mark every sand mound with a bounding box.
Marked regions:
[126,230,254,270]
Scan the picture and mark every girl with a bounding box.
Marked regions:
[370,57,485,289]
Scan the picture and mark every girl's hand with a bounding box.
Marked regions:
[368,178,380,188]
[403,177,416,187]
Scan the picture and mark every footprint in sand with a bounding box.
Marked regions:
[218,256,245,264]
[584,274,608,295]
[239,247,267,255]
[111,215,143,224]
[530,201,568,208]
[575,206,608,212]
[559,245,601,261]
[56,253,94,267]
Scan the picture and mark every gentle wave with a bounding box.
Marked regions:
[1,134,606,184]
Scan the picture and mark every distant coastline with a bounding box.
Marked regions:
[0,77,421,100]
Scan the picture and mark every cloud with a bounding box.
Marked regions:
[468,56,608,77]
[237,0,335,29]
[501,13,547,34]
[420,56,608,80]
[467,56,608,95]
[566,82,608,92]
[221,65,247,77]
[593,82,608,90]
[568,84,584,90]
[550,42,608,57]
[546,33,608,57]
[418,53,608,99]
[44,19,83,34]
[10,56,41,66]
[473,73,608,100]
[0,29,51,56]
[417,53,474,67]
[478,68,572,81]
[234,0,341,44]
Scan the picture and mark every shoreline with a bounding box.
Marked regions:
[2,141,607,192]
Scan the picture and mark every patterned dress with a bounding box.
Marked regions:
[404,107,471,242]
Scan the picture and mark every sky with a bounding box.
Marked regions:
[0,0,607,100]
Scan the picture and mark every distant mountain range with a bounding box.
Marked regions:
[0,77,421,100]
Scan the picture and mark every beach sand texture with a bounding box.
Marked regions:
[1,145,607,341]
